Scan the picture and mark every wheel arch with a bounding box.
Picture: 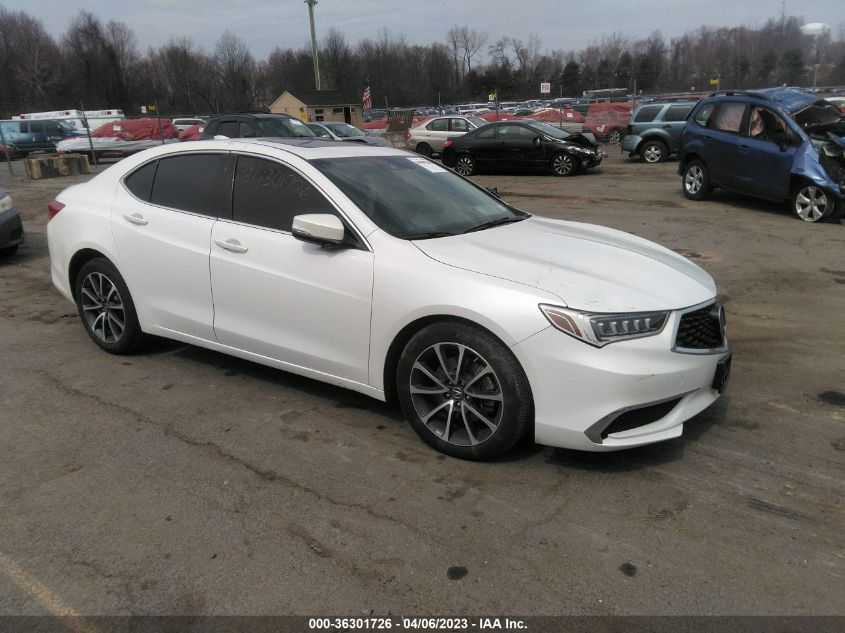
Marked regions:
[68,248,110,299]
[381,314,520,404]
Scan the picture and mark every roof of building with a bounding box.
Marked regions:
[284,90,356,106]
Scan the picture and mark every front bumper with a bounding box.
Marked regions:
[512,308,729,451]
[0,207,24,250]
[622,134,642,154]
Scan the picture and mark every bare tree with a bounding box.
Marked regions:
[459,26,488,74]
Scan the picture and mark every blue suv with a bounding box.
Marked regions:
[678,89,845,223]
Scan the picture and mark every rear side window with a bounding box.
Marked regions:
[633,105,663,123]
[427,119,448,132]
[711,103,746,133]
[150,154,228,216]
[663,105,693,122]
[693,103,715,127]
[216,120,239,138]
[232,155,336,232]
[239,122,257,138]
[124,161,158,201]
[475,126,496,139]
[30,121,43,132]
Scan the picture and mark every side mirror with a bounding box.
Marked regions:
[292,214,346,247]
[533,136,542,147]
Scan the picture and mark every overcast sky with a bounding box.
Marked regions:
[3,0,842,58]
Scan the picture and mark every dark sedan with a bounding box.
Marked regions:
[441,120,603,177]
[0,186,24,257]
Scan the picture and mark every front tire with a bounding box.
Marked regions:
[791,183,842,223]
[454,153,476,177]
[551,152,578,177]
[0,244,18,257]
[396,322,532,460]
[682,159,712,200]
[74,258,144,354]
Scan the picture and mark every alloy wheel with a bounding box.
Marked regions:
[553,153,574,176]
[608,129,622,144]
[685,165,703,194]
[409,342,503,447]
[80,272,126,343]
[794,186,830,222]
[643,144,663,163]
[455,156,474,176]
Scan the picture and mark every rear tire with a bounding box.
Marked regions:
[682,159,712,200]
[607,129,623,144]
[396,321,532,460]
[640,140,668,164]
[0,244,18,257]
[416,142,433,157]
[791,183,842,223]
[74,258,145,354]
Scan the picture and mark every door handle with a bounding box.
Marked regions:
[214,238,248,254]
[123,213,148,226]
[738,145,750,152]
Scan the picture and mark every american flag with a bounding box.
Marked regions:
[362,86,372,110]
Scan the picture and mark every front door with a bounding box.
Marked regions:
[209,154,374,384]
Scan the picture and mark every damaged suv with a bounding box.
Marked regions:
[678,88,845,223]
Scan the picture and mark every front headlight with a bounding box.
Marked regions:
[0,195,13,213]
[570,146,596,155]
[539,304,669,347]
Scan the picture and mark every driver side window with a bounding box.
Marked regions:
[231,155,336,232]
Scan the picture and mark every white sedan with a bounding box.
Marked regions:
[47,139,730,460]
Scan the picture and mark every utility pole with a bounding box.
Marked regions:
[305,0,321,90]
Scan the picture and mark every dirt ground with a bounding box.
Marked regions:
[0,150,843,616]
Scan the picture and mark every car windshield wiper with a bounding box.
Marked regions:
[401,230,457,240]
[462,215,526,234]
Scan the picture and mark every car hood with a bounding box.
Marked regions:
[413,217,716,312]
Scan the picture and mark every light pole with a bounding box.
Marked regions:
[305,0,321,90]
[800,22,831,89]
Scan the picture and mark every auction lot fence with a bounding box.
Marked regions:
[0,616,842,633]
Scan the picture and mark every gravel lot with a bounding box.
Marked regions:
[0,150,843,616]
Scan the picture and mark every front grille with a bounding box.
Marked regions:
[675,303,724,350]
[601,398,682,438]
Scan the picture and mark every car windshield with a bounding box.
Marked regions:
[525,121,572,139]
[326,123,364,138]
[311,156,527,239]
[466,116,488,128]
[257,118,315,137]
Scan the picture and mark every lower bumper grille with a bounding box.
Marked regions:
[600,398,682,439]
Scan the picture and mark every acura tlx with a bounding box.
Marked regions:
[47,138,730,460]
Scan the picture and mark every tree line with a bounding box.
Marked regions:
[1,5,844,118]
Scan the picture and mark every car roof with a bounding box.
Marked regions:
[224,137,405,159]
[208,112,295,121]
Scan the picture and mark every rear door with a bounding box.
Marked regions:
[111,152,229,339]
[660,104,694,150]
[209,153,374,383]
[703,102,748,190]
[468,125,500,168]
[421,118,450,151]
